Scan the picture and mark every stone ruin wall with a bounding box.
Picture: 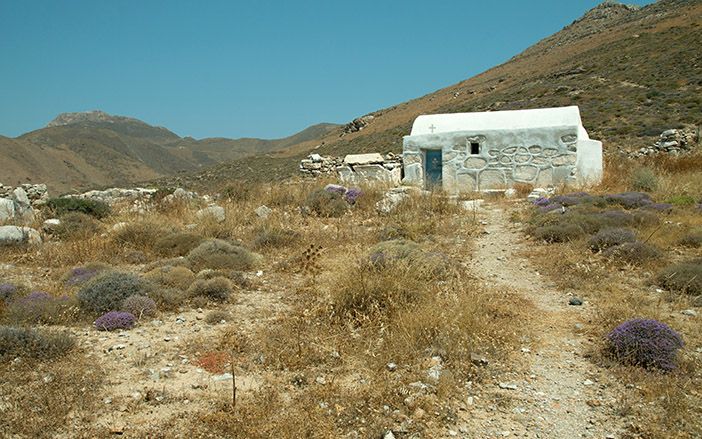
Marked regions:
[299,153,403,185]
[403,127,582,193]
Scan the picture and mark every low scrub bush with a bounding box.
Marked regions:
[331,257,436,324]
[46,197,111,219]
[631,209,661,226]
[303,189,348,218]
[153,232,204,257]
[4,292,77,325]
[602,242,662,265]
[195,269,250,289]
[0,326,75,360]
[77,271,152,314]
[588,228,637,252]
[205,310,231,325]
[0,283,18,303]
[657,261,702,296]
[679,231,702,248]
[144,265,195,290]
[533,224,584,243]
[629,167,659,192]
[94,311,136,331]
[606,319,684,371]
[605,192,653,209]
[112,220,174,250]
[369,239,449,278]
[377,225,411,241]
[121,295,157,318]
[53,212,103,239]
[148,287,188,311]
[666,194,697,207]
[63,263,110,286]
[187,239,260,271]
[188,276,233,302]
[252,227,300,250]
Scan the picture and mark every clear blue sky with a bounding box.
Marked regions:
[0,0,653,140]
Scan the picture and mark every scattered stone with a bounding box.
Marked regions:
[470,353,489,366]
[254,205,272,218]
[461,199,484,211]
[386,362,397,372]
[383,431,396,439]
[583,379,595,386]
[681,309,698,317]
[212,373,233,382]
[0,226,42,246]
[499,382,518,390]
[569,297,583,306]
[196,205,226,223]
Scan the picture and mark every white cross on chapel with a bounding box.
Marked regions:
[428,124,436,133]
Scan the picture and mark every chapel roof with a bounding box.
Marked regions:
[409,106,585,136]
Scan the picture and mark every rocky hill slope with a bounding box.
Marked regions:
[165,0,701,190]
[0,110,338,193]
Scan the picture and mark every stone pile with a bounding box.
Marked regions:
[67,187,202,214]
[341,114,375,135]
[299,154,344,177]
[299,152,403,185]
[0,186,39,225]
[629,127,699,158]
[0,183,49,207]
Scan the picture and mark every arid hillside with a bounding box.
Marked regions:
[164,0,701,191]
[0,111,338,194]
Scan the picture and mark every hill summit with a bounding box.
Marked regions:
[47,110,144,128]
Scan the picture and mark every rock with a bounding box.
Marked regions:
[196,205,226,223]
[0,198,16,223]
[583,379,595,386]
[461,199,484,211]
[0,226,41,246]
[383,431,396,439]
[498,382,518,390]
[212,373,233,382]
[470,353,489,366]
[681,309,698,317]
[386,362,397,372]
[376,187,414,214]
[254,205,272,219]
[569,297,583,306]
[42,218,61,233]
[343,153,385,166]
[504,188,518,198]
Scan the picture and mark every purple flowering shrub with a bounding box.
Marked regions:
[324,184,347,195]
[94,311,136,331]
[77,271,151,314]
[588,228,637,252]
[64,263,110,286]
[607,319,684,371]
[538,203,563,213]
[121,295,157,318]
[642,203,673,213]
[344,187,363,205]
[604,192,653,209]
[532,197,550,207]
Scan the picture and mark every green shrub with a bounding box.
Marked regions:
[378,225,411,241]
[188,277,233,302]
[121,295,157,319]
[629,167,659,192]
[666,194,697,207]
[46,197,111,219]
[368,239,449,278]
[588,228,637,252]
[533,224,584,243]
[4,292,78,325]
[153,232,204,257]
[77,271,152,314]
[187,239,260,271]
[657,261,702,296]
[303,189,348,218]
[0,326,75,360]
[53,212,103,239]
[144,266,195,290]
[195,269,250,289]
[252,227,300,250]
[602,242,662,265]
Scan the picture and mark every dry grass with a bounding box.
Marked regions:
[522,152,702,438]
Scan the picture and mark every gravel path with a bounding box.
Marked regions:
[454,203,625,439]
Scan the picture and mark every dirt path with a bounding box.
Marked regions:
[455,203,625,439]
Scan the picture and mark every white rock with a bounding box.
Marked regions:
[212,373,233,382]
[681,309,698,317]
[0,226,41,246]
[254,205,272,218]
[461,199,484,211]
[196,206,226,223]
[0,198,16,223]
[504,188,518,198]
[343,153,385,166]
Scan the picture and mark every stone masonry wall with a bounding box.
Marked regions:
[403,127,581,193]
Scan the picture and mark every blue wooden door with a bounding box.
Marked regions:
[425,150,442,189]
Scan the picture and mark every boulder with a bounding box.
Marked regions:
[0,226,42,246]
[42,218,61,233]
[344,153,385,166]
[376,187,415,214]
[0,198,16,223]
[196,206,226,223]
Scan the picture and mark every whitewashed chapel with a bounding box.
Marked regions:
[401,106,603,192]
